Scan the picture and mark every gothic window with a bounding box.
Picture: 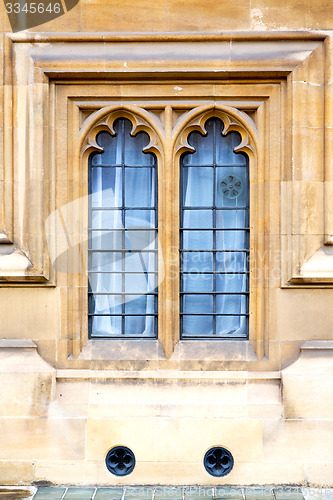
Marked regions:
[180,118,249,338]
[82,105,255,354]
[88,118,158,338]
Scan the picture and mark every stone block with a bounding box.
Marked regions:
[0,417,85,460]
[0,288,60,340]
[155,417,263,463]
[80,0,250,32]
[276,290,333,342]
[305,463,333,487]
[0,339,55,417]
[86,418,156,462]
[250,0,333,30]
[0,461,34,484]
[264,419,333,464]
[282,341,333,419]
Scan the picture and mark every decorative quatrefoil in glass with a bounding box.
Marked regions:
[219,174,243,200]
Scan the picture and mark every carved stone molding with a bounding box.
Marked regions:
[1,32,331,368]
[171,105,264,358]
[73,103,262,359]
[79,105,165,161]
[172,105,258,160]
[0,35,54,284]
[70,106,166,358]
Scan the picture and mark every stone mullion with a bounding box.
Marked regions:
[158,104,180,359]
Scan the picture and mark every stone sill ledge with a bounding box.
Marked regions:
[7,30,328,42]
[78,340,258,362]
[56,369,281,381]
[301,340,333,350]
[0,339,37,349]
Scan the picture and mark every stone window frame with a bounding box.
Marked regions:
[79,104,257,358]
[0,32,331,370]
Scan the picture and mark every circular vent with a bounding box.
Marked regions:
[203,446,234,477]
[105,446,135,476]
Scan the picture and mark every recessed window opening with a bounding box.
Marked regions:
[180,117,249,339]
[88,118,158,339]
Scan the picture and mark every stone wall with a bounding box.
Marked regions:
[0,0,333,488]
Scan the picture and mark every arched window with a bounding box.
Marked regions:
[180,117,249,338]
[88,118,158,338]
[78,103,256,358]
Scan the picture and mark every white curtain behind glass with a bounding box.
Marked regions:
[181,118,249,338]
[88,119,157,338]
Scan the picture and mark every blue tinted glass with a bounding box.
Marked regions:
[182,167,214,206]
[216,209,247,229]
[88,118,157,338]
[216,131,247,166]
[216,230,249,250]
[216,294,247,315]
[124,316,155,336]
[182,315,213,336]
[182,273,214,292]
[183,210,213,228]
[125,229,157,250]
[216,252,248,273]
[181,252,213,273]
[183,230,213,250]
[89,294,122,315]
[64,488,96,500]
[125,167,155,207]
[91,209,123,229]
[90,252,122,273]
[89,272,122,293]
[91,167,122,207]
[91,131,121,166]
[91,315,122,337]
[182,119,214,166]
[90,231,122,250]
[183,167,214,207]
[216,315,247,336]
[216,273,248,293]
[124,273,156,293]
[125,295,155,314]
[183,294,214,314]
[123,119,155,166]
[124,252,156,273]
[125,210,155,228]
[180,117,249,339]
[216,166,249,208]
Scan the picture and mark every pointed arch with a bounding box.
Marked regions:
[78,105,165,163]
[171,105,264,359]
[72,106,166,357]
[172,104,258,162]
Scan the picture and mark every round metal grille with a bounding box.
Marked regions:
[203,446,234,477]
[105,446,135,476]
[219,175,243,199]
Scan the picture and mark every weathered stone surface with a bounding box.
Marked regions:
[0,0,333,488]
[282,341,333,419]
[0,340,55,417]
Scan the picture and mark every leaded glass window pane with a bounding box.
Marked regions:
[180,117,249,339]
[88,118,157,338]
